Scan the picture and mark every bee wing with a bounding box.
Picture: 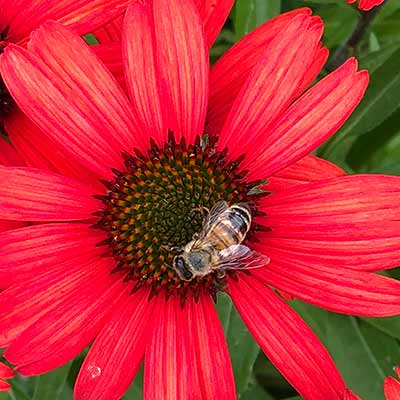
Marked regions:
[203,200,229,231]
[213,244,270,271]
[194,200,229,244]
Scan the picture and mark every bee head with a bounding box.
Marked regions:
[173,256,194,281]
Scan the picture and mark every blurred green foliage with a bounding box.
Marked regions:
[1,0,400,399]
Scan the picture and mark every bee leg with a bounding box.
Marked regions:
[192,232,199,240]
[192,205,210,217]
[215,271,228,292]
[216,270,226,280]
[160,245,183,255]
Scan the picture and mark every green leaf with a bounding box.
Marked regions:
[254,353,297,399]
[234,0,281,40]
[318,5,358,48]
[283,397,302,400]
[123,364,143,399]
[358,42,400,73]
[1,371,35,400]
[291,301,400,400]
[363,316,400,341]
[374,10,400,44]
[32,362,72,400]
[374,0,400,23]
[216,293,260,398]
[240,380,275,400]
[83,34,98,45]
[0,388,30,400]
[346,107,400,173]
[319,47,400,163]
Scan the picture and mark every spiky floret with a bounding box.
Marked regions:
[94,133,266,301]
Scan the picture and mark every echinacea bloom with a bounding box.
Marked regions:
[346,0,385,11]
[1,2,400,400]
[0,362,13,392]
[384,366,400,400]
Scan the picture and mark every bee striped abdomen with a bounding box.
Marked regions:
[210,204,252,250]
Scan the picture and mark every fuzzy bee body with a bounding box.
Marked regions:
[169,201,269,281]
[207,204,252,250]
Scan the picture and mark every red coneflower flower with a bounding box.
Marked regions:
[1,2,399,400]
[384,366,400,400]
[0,362,13,392]
[346,0,385,11]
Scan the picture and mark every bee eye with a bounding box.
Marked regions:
[174,257,193,281]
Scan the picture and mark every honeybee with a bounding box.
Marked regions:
[165,200,270,281]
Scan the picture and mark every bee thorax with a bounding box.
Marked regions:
[187,250,213,272]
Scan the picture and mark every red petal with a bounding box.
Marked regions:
[244,59,368,179]
[74,288,153,400]
[5,109,101,188]
[92,43,125,92]
[30,21,147,156]
[5,267,124,375]
[251,258,400,316]
[206,8,312,135]
[194,0,234,48]
[144,295,195,400]
[217,14,323,160]
[357,0,385,11]
[0,135,25,166]
[0,220,25,234]
[294,45,329,98]
[260,174,400,234]
[0,380,11,391]
[190,294,236,399]
[0,255,117,348]
[144,293,234,399]
[384,377,400,400]
[1,24,143,179]
[4,0,130,43]
[152,0,208,144]
[4,113,59,172]
[122,1,167,146]
[0,223,104,287]
[0,363,14,379]
[229,275,346,399]
[93,14,124,43]
[266,154,344,193]
[272,155,344,181]
[0,166,98,221]
[258,234,400,273]
[257,175,400,272]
